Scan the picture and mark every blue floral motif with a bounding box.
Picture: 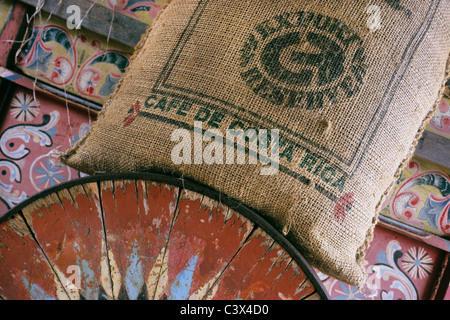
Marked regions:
[418,197,450,230]
[26,44,53,74]
[33,157,67,187]
[371,241,418,300]
[99,74,120,97]
[332,282,365,300]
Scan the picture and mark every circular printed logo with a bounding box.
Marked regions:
[239,11,368,109]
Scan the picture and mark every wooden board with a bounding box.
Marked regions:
[13,9,133,105]
[0,214,68,299]
[208,229,317,300]
[0,1,28,68]
[0,172,328,300]
[20,183,110,300]
[17,0,148,48]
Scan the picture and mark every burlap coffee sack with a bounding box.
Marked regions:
[60,0,450,287]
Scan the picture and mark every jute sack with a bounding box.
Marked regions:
[60,0,450,287]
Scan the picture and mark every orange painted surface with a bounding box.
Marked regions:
[0,216,65,299]
[211,231,314,300]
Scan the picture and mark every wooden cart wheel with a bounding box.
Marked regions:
[0,172,329,300]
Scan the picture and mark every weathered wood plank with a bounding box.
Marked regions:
[0,175,327,300]
[97,180,122,299]
[100,180,141,300]
[0,2,28,67]
[204,229,274,300]
[153,189,254,300]
[0,67,102,113]
[0,213,68,300]
[207,228,315,300]
[18,0,149,48]
[66,183,114,299]
[99,180,179,300]
[415,130,450,169]
[20,184,110,300]
[378,215,450,253]
[135,181,180,299]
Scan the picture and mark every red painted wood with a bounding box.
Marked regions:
[0,177,326,300]
[134,181,179,299]
[0,214,66,300]
[156,189,254,300]
[0,67,102,113]
[21,185,108,300]
[100,180,136,300]
[0,2,27,67]
[100,180,179,300]
[0,85,93,216]
[210,229,315,300]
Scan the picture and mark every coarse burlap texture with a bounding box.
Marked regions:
[60,0,450,287]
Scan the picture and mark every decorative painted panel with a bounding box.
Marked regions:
[318,226,445,300]
[380,156,450,237]
[89,0,169,25]
[16,12,132,105]
[0,86,92,216]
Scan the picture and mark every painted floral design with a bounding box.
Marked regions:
[384,159,450,236]
[17,16,131,104]
[0,159,27,209]
[31,156,69,190]
[0,111,59,160]
[318,230,439,300]
[19,26,76,86]
[75,49,129,99]
[331,281,366,300]
[370,241,420,300]
[401,247,433,280]
[9,92,40,123]
[0,88,91,215]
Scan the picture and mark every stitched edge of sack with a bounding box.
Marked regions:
[59,0,174,165]
[354,53,450,288]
